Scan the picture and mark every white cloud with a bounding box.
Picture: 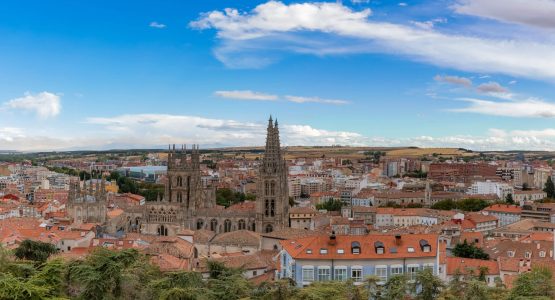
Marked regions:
[149,21,167,29]
[285,95,349,105]
[451,97,555,118]
[191,1,555,80]
[434,75,473,87]
[5,114,555,151]
[398,2,408,6]
[85,114,367,147]
[454,0,555,29]
[0,127,25,143]
[509,80,517,85]
[214,90,278,101]
[3,92,61,119]
[476,81,509,93]
[410,18,447,30]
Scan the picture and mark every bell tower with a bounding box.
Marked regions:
[256,116,289,233]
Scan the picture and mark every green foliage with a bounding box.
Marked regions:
[432,198,490,212]
[295,281,362,300]
[505,193,514,204]
[381,274,409,300]
[14,239,58,263]
[544,177,555,199]
[216,188,255,207]
[315,199,343,211]
[414,268,444,300]
[509,267,554,299]
[2,243,555,300]
[109,172,165,201]
[452,240,490,260]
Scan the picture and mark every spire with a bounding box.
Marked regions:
[268,115,274,128]
[274,119,278,128]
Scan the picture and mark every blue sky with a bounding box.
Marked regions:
[1,0,555,151]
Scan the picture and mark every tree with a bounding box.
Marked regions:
[522,183,530,191]
[414,268,444,300]
[432,199,457,210]
[67,248,143,300]
[452,240,490,260]
[505,193,514,204]
[381,274,410,300]
[544,177,555,199]
[14,240,58,263]
[315,199,343,211]
[509,267,554,299]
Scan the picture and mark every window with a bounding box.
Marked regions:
[391,265,403,275]
[525,251,531,259]
[375,265,387,282]
[540,251,546,258]
[407,265,419,281]
[318,267,331,281]
[352,241,361,254]
[507,251,515,257]
[375,241,385,254]
[335,267,348,281]
[320,248,328,254]
[337,249,345,254]
[407,247,415,253]
[351,266,363,282]
[423,264,434,271]
[302,267,314,282]
[306,249,312,254]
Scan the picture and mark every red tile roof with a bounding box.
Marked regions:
[446,257,499,275]
[281,233,438,260]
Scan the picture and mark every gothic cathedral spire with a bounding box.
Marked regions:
[256,115,289,233]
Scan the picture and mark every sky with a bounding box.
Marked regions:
[1,0,555,151]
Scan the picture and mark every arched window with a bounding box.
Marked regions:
[158,225,168,236]
[265,224,273,233]
[177,192,182,203]
[270,199,275,217]
[210,219,218,232]
[177,176,183,187]
[197,219,204,230]
[224,219,232,232]
[270,181,276,196]
[252,222,256,232]
[265,200,270,216]
[238,219,246,230]
[265,181,270,196]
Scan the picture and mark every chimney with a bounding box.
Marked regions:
[395,234,402,246]
[329,231,336,246]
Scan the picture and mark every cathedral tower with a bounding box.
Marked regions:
[255,116,289,233]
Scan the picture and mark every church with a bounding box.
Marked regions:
[67,116,290,237]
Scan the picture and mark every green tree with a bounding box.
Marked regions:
[315,199,343,211]
[452,240,489,260]
[414,268,444,300]
[544,177,555,199]
[381,274,409,300]
[505,193,514,204]
[509,267,554,299]
[13,240,58,263]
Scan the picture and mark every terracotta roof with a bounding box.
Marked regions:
[211,230,261,247]
[281,233,438,260]
[484,204,522,214]
[446,257,499,275]
[151,254,189,272]
[261,227,323,240]
[227,201,255,212]
[197,253,269,272]
[289,206,317,214]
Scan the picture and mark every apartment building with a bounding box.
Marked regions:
[278,233,439,286]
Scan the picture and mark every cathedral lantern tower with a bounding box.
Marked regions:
[256,116,289,233]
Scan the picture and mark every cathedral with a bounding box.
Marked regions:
[67,116,290,237]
